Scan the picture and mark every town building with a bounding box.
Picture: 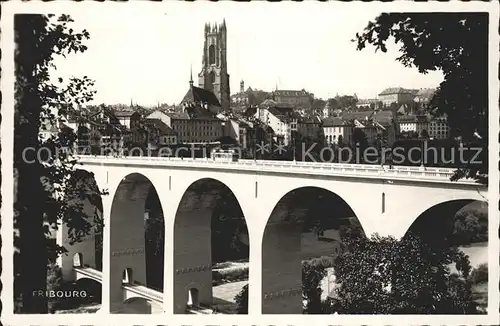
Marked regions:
[298,115,322,141]
[114,110,141,130]
[230,80,250,106]
[272,89,312,108]
[413,88,436,113]
[255,106,295,145]
[427,116,450,140]
[221,115,254,149]
[146,108,223,144]
[371,110,397,146]
[378,87,419,107]
[322,99,340,118]
[395,114,450,140]
[396,114,429,137]
[198,21,230,111]
[322,117,352,145]
[143,118,178,148]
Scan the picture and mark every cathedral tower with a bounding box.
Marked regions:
[198,19,230,111]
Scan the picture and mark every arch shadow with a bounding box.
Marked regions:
[261,186,366,314]
[74,278,102,305]
[173,177,250,314]
[109,172,165,314]
[403,199,488,247]
[398,199,488,313]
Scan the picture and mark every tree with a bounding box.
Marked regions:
[337,134,343,147]
[334,95,358,110]
[234,284,248,314]
[355,13,488,183]
[329,233,478,314]
[14,14,100,313]
[351,127,368,162]
[451,205,488,246]
[302,261,327,314]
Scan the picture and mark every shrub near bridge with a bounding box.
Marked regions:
[212,267,249,286]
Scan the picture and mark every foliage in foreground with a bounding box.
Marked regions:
[14,14,101,313]
[234,284,248,314]
[355,13,488,183]
[326,233,478,314]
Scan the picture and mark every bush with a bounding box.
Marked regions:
[330,233,478,314]
[304,256,336,269]
[234,284,248,314]
[469,263,488,285]
[302,261,327,314]
[212,267,248,286]
[47,263,64,312]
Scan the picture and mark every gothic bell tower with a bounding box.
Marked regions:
[198,19,230,111]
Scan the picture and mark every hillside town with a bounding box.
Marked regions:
[11,7,491,318]
[40,20,453,164]
[44,83,450,161]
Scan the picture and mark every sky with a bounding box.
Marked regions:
[50,2,444,106]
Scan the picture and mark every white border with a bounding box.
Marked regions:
[1,1,499,325]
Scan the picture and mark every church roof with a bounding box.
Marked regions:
[181,85,221,107]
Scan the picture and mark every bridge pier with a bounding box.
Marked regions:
[262,222,303,314]
[173,187,220,314]
[108,178,150,313]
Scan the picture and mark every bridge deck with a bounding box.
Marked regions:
[77,155,483,185]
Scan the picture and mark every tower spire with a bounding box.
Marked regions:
[189,64,194,87]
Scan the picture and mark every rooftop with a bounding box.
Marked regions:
[378,87,419,96]
[182,85,221,107]
[144,118,177,135]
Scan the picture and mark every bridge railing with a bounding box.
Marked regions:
[74,267,103,280]
[76,155,465,181]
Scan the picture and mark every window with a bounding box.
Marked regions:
[208,45,215,65]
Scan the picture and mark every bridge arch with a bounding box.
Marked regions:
[109,172,165,313]
[74,277,102,307]
[403,199,488,248]
[261,186,366,314]
[173,177,250,314]
[120,297,162,314]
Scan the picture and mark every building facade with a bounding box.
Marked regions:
[198,21,230,111]
[272,89,312,108]
[146,110,223,144]
[428,116,450,140]
[322,117,352,145]
[255,106,294,145]
[378,87,419,106]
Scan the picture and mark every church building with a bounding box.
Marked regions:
[197,20,231,111]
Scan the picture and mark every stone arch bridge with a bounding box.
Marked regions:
[57,155,486,314]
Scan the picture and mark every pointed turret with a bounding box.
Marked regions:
[189,65,194,87]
